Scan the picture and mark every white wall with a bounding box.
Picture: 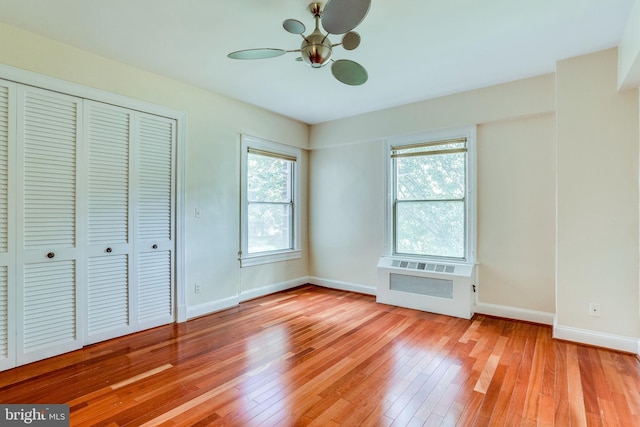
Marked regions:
[556,48,640,343]
[0,22,310,313]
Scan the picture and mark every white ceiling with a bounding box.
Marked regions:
[0,0,634,124]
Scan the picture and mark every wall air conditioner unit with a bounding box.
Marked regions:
[376,256,475,319]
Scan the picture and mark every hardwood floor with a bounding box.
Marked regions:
[1,285,639,426]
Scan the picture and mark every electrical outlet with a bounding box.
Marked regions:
[194,283,201,294]
[589,302,601,317]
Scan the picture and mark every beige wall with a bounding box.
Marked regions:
[309,141,385,287]
[0,23,310,309]
[309,77,558,316]
[310,74,555,149]
[477,114,556,313]
[556,48,640,338]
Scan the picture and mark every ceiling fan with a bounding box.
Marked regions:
[227,0,371,86]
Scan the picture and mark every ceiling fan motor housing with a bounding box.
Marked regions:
[301,31,332,68]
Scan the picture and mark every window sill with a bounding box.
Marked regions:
[240,250,302,267]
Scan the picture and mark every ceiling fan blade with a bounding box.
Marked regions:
[331,59,368,85]
[322,0,371,34]
[342,31,361,51]
[228,48,287,60]
[283,19,306,34]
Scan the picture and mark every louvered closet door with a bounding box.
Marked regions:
[16,86,82,365]
[133,113,175,329]
[84,101,134,344]
[0,81,16,371]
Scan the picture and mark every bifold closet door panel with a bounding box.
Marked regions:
[84,101,134,344]
[16,86,82,365]
[0,81,16,371]
[134,113,175,329]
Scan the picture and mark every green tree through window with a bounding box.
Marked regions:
[240,135,301,267]
[247,152,294,253]
[392,138,469,259]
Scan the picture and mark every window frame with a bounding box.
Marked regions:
[384,126,477,263]
[240,135,302,267]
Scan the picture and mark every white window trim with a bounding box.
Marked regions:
[384,126,477,263]
[240,135,302,267]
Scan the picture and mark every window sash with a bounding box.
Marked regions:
[395,152,466,201]
[247,201,294,253]
[241,135,301,263]
[391,138,468,260]
[246,153,295,253]
[393,199,466,259]
[247,152,294,204]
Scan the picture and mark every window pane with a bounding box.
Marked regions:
[248,203,292,253]
[395,201,464,258]
[396,152,465,200]
[248,153,292,203]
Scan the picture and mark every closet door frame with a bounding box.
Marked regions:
[0,80,16,371]
[0,64,187,328]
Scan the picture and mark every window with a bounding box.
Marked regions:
[240,135,301,267]
[386,127,476,262]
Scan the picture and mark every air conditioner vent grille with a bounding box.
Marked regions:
[391,259,456,274]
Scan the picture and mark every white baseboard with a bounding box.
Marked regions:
[308,277,376,296]
[185,278,640,356]
[239,277,310,303]
[554,323,639,354]
[186,277,310,320]
[187,295,239,320]
[474,301,555,325]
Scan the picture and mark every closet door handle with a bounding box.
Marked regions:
[47,252,55,259]
[152,244,158,249]
[106,247,112,253]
